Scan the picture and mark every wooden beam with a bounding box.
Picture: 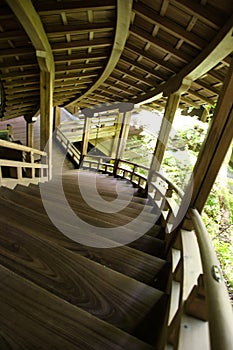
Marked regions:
[26,121,35,148]
[130,25,193,63]
[65,0,133,107]
[120,55,167,81]
[80,117,91,161]
[6,0,55,179]
[53,106,61,130]
[45,22,114,36]
[51,38,112,52]
[114,66,156,87]
[36,0,116,15]
[148,92,181,177]
[170,0,227,29]
[163,15,233,95]
[125,43,178,74]
[133,2,207,50]
[54,52,108,64]
[6,0,54,73]
[190,57,233,212]
[55,62,103,74]
[0,47,34,58]
[134,14,233,105]
[1,70,39,80]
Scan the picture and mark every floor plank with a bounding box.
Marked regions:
[0,197,166,286]
[0,220,163,333]
[0,265,154,350]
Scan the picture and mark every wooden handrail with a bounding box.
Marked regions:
[55,150,233,348]
[190,209,233,350]
[0,139,47,156]
[55,127,81,166]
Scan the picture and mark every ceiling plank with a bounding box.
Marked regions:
[134,2,207,50]
[134,13,233,105]
[51,38,112,51]
[125,43,177,73]
[46,23,114,36]
[170,0,227,29]
[35,0,116,15]
[6,0,54,73]
[120,55,167,81]
[65,0,133,107]
[130,25,193,63]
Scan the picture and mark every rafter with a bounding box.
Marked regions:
[133,2,207,50]
[65,0,133,107]
[120,55,167,81]
[46,23,114,36]
[170,0,227,29]
[125,43,177,73]
[130,25,193,63]
[36,0,116,15]
[135,13,233,105]
[114,66,155,87]
[51,38,112,52]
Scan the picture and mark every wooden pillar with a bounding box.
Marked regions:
[200,105,210,123]
[80,116,91,162]
[111,113,124,158]
[113,110,132,176]
[190,57,233,212]
[40,70,54,179]
[26,122,35,148]
[5,0,55,180]
[148,92,181,181]
[53,106,61,130]
[116,111,131,159]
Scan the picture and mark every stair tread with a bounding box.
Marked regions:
[0,264,154,350]
[0,187,159,242]
[0,219,163,333]
[0,197,166,286]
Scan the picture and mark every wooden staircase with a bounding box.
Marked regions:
[0,169,170,349]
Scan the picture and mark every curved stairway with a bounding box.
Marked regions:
[0,169,170,349]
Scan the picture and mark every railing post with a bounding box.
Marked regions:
[113,158,120,177]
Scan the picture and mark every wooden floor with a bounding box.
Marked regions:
[0,152,169,349]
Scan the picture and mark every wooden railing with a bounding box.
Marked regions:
[51,136,233,349]
[58,115,118,143]
[55,127,81,167]
[81,154,233,350]
[0,139,48,187]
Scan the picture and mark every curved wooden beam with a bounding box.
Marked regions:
[135,14,233,105]
[65,0,133,107]
[6,0,54,73]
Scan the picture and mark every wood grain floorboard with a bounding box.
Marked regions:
[0,198,166,285]
[0,265,154,350]
[0,219,163,333]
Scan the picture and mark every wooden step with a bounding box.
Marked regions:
[0,220,163,334]
[0,186,164,258]
[0,265,154,350]
[0,198,167,286]
[10,182,157,228]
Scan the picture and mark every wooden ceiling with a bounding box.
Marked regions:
[0,0,233,120]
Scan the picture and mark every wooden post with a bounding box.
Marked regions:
[26,122,35,148]
[200,106,210,123]
[5,0,55,180]
[80,116,91,163]
[40,70,54,179]
[111,113,124,158]
[148,92,181,181]
[190,57,233,212]
[53,106,61,130]
[113,110,132,176]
